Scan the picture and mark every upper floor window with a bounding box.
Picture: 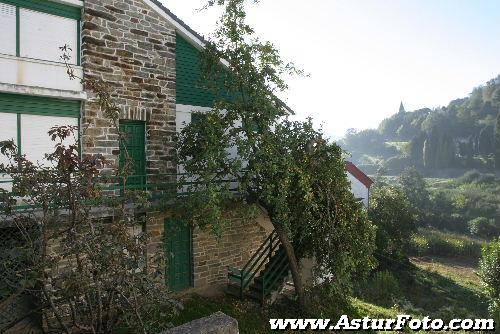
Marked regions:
[0,0,81,65]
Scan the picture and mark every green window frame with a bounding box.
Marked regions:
[0,0,82,64]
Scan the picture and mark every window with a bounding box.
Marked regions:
[21,114,78,166]
[0,93,81,190]
[0,3,16,55]
[20,9,78,63]
[0,0,81,64]
[0,113,17,164]
[0,113,17,192]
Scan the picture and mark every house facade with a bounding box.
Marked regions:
[0,0,272,306]
[0,1,372,313]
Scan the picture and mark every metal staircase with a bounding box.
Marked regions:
[227,230,291,303]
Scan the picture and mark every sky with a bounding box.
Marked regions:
[162,0,500,139]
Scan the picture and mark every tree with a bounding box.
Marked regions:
[398,167,429,220]
[368,184,416,263]
[175,0,376,310]
[478,239,500,323]
[495,110,500,169]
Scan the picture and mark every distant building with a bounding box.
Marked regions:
[399,101,406,113]
[346,162,374,208]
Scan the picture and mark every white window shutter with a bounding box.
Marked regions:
[0,113,17,191]
[0,3,16,56]
[20,9,77,64]
[21,115,78,166]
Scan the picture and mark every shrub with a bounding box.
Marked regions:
[383,156,412,174]
[456,170,482,184]
[357,270,400,307]
[478,240,500,322]
[468,217,500,239]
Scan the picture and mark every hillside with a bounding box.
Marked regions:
[341,75,500,176]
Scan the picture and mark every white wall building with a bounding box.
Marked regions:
[346,161,373,208]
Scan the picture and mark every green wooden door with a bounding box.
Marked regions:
[119,121,146,187]
[165,219,192,292]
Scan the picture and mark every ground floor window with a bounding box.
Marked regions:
[0,93,80,190]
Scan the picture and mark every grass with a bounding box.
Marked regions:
[410,228,485,259]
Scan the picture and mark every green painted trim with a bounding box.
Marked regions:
[16,113,21,155]
[15,6,19,57]
[76,20,81,65]
[0,93,81,118]
[77,116,81,159]
[0,0,81,20]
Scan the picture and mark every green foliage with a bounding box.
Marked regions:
[176,0,377,305]
[356,270,400,307]
[368,184,416,262]
[468,217,500,239]
[495,110,500,169]
[342,75,500,175]
[398,167,429,223]
[478,240,500,322]
[410,228,484,259]
[382,155,412,174]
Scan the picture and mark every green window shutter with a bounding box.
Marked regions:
[0,93,80,117]
[119,121,146,186]
[0,0,81,20]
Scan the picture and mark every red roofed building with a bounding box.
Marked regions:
[346,161,374,208]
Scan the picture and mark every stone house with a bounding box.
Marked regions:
[0,0,273,305]
[0,1,372,316]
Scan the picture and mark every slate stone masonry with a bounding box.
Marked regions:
[81,0,176,270]
[82,0,176,177]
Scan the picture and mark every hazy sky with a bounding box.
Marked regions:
[162,0,500,138]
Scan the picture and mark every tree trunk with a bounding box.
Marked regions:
[273,224,308,312]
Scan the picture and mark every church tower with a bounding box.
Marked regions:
[399,101,406,113]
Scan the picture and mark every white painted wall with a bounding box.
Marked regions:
[347,172,369,207]
[0,55,83,92]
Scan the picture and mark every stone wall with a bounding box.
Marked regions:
[82,0,177,256]
[82,0,176,176]
[192,211,273,287]
[161,312,239,334]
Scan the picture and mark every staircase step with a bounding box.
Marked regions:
[225,282,243,297]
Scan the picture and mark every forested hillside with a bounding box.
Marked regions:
[341,75,500,176]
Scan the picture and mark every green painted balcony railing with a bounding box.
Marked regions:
[0,173,238,210]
